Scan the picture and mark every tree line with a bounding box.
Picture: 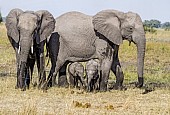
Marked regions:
[143,19,170,33]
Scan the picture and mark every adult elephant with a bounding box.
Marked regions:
[47,10,146,91]
[5,8,55,90]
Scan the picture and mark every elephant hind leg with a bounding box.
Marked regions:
[58,62,69,88]
[46,58,66,88]
[111,62,125,90]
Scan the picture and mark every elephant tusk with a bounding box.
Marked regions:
[18,46,21,54]
[31,46,33,54]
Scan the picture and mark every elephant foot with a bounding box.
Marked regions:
[86,87,92,92]
[129,82,143,89]
[135,77,144,88]
[58,75,69,88]
[15,85,19,89]
[135,82,143,88]
[26,85,30,90]
[99,83,107,92]
[21,86,26,91]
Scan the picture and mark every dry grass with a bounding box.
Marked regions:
[0,23,170,114]
[146,28,170,39]
[0,77,170,115]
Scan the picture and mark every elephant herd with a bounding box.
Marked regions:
[5,8,146,92]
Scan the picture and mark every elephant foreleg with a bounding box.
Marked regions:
[111,45,124,90]
[69,73,74,88]
[15,48,20,89]
[19,61,27,91]
[38,53,46,88]
[28,56,36,87]
[75,77,79,88]
[25,66,30,89]
[87,78,92,92]
[36,41,46,89]
[79,76,86,89]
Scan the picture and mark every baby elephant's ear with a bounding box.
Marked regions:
[93,10,125,45]
[6,8,23,43]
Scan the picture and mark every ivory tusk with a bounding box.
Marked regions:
[18,46,21,54]
[31,46,33,54]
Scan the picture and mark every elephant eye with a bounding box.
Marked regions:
[128,26,134,32]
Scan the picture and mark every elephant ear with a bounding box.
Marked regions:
[5,8,23,43]
[35,10,55,44]
[92,10,125,45]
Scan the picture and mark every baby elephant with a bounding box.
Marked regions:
[68,62,85,89]
[85,59,100,92]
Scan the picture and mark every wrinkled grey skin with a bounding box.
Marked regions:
[68,62,85,88]
[85,59,100,92]
[47,10,146,91]
[5,8,55,90]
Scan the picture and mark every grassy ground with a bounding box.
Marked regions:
[0,23,170,114]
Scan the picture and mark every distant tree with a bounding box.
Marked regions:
[150,19,161,28]
[161,22,170,31]
[0,11,2,23]
[143,20,152,27]
[143,20,157,34]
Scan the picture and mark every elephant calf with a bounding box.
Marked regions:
[85,59,100,92]
[68,62,86,89]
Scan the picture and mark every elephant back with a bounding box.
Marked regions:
[55,11,95,41]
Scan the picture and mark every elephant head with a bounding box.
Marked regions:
[93,10,146,87]
[74,65,84,78]
[5,8,55,90]
[85,59,99,92]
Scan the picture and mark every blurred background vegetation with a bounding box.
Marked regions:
[0,11,3,23]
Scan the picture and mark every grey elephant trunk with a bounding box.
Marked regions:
[134,35,146,87]
[18,37,32,90]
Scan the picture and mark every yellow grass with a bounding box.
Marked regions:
[0,77,170,115]
[145,28,170,39]
[0,23,170,114]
